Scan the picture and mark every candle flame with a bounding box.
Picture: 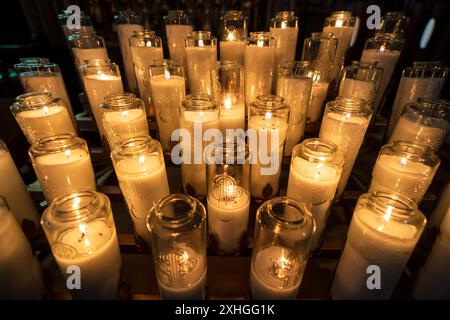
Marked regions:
[400,157,407,167]
[225,185,235,197]
[344,112,351,120]
[198,39,205,47]
[65,149,71,158]
[138,155,145,164]
[257,39,264,48]
[72,196,81,209]
[199,111,204,119]
[281,21,287,29]
[78,223,91,247]
[265,112,272,120]
[121,110,128,118]
[223,96,232,110]
[380,45,385,53]
[226,32,236,41]
[43,106,49,115]
[336,19,343,28]
[79,223,87,234]
[378,206,393,232]
[164,69,171,81]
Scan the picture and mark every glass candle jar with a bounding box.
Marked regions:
[0,196,44,299]
[250,197,315,299]
[41,190,122,300]
[163,10,193,71]
[387,61,448,138]
[69,30,109,73]
[185,31,218,95]
[148,194,207,300]
[129,30,164,117]
[80,59,124,141]
[100,93,149,148]
[244,32,276,109]
[0,139,40,226]
[113,10,144,92]
[322,11,356,92]
[29,133,96,203]
[388,98,450,151]
[301,32,338,123]
[10,92,76,144]
[276,61,314,155]
[219,10,247,65]
[180,94,220,197]
[338,61,383,108]
[331,191,426,299]
[379,12,409,37]
[111,135,170,245]
[287,138,343,250]
[319,97,372,197]
[248,95,289,199]
[361,33,404,115]
[369,141,440,203]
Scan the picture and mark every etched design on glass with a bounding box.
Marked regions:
[53,242,79,259]
[159,247,197,288]
[270,251,304,290]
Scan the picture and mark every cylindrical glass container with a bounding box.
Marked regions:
[10,92,76,144]
[219,10,247,65]
[58,9,94,39]
[361,33,404,115]
[113,10,144,92]
[149,59,186,154]
[80,59,124,141]
[148,194,207,300]
[301,32,338,123]
[428,182,450,229]
[100,93,149,148]
[111,135,170,245]
[129,30,164,117]
[41,190,122,300]
[338,61,383,108]
[69,30,109,73]
[250,197,315,299]
[185,31,218,95]
[379,12,409,37]
[276,61,314,155]
[369,141,440,203]
[331,191,426,299]
[248,95,289,199]
[287,138,343,250]
[180,94,220,197]
[0,196,44,299]
[0,139,40,226]
[163,10,193,71]
[322,11,356,92]
[388,98,450,151]
[244,32,276,109]
[29,134,96,203]
[387,61,448,138]
[319,97,372,197]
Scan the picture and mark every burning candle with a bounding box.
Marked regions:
[219,11,247,65]
[163,10,193,72]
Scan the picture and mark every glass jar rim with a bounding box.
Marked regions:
[222,10,246,19]
[11,92,60,111]
[182,94,217,111]
[252,95,289,112]
[79,58,113,68]
[29,133,84,155]
[364,191,418,220]
[259,196,314,229]
[292,138,342,164]
[386,140,440,166]
[350,60,380,68]
[111,135,160,159]
[412,98,450,118]
[309,32,338,41]
[100,93,143,111]
[187,31,213,40]
[327,96,372,115]
[149,59,180,69]
[131,30,156,37]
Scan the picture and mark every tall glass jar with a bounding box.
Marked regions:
[369,141,440,203]
[301,32,338,123]
[361,33,404,115]
[113,10,144,92]
[111,135,170,245]
[276,61,314,155]
[99,93,149,148]
[185,31,218,95]
[338,61,383,108]
[331,191,426,299]
[387,61,448,138]
[10,92,76,144]
[69,30,109,73]
[129,30,163,118]
[29,133,96,203]
[389,98,450,151]
[163,10,193,71]
[287,138,343,251]
[41,190,122,300]
[379,12,409,36]
[147,194,207,300]
[250,197,315,299]
[219,10,247,65]
[322,11,356,92]
[319,97,372,197]
[248,95,289,199]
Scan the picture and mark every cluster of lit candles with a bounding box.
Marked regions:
[0,8,449,300]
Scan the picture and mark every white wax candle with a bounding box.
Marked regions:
[308,82,329,123]
[220,100,245,133]
[323,25,354,84]
[270,27,298,91]
[338,78,377,106]
[103,108,149,147]
[287,157,340,250]
[32,148,96,203]
[219,40,245,65]
[185,46,217,95]
[244,45,275,106]
[165,24,193,69]
[319,112,370,197]
[150,74,186,152]
[73,48,108,71]
[0,204,44,299]
[429,182,450,229]
[53,220,122,299]
[207,187,250,253]
[0,149,39,226]
[331,208,422,299]
[369,154,434,203]
[114,155,169,243]
[250,246,306,299]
